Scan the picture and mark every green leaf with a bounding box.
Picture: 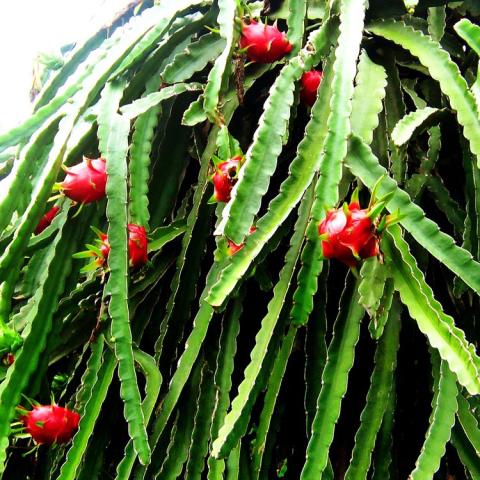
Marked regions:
[0,113,75,284]
[409,358,458,479]
[454,18,480,58]
[285,0,367,326]
[451,423,480,479]
[457,392,480,457]
[203,0,239,121]
[425,175,465,236]
[367,19,480,167]
[251,327,297,478]
[350,49,387,145]
[153,121,228,361]
[140,299,215,479]
[128,75,163,229]
[383,52,407,184]
[345,135,480,295]
[154,69,264,358]
[427,6,446,42]
[401,79,427,109]
[368,278,395,340]
[405,126,441,201]
[162,33,227,84]
[287,54,334,327]
[218,13,342,245]
[57,342,116,480]
[120,83,204,119]
[0,115,62,232]
[100,82,150,465]
[382,226,480,395]
[300,276,364,479]
[0,205,72,471]
[291,0,369,326]
[138,81,256,476]
[287,0,307,54]
[182,97,208,126]
[454,136,480,296]
[344,296,401,480]
[202,15,338,309]
[33,15,120,110]
[0,101,66,155]
[112,0,210,77]
[371,390,396,480]
[304,267,329,436]
[358,257,388,318]
[115,349,162,479]
[207,300,242,480]
[216,125,242,161]
[148,221,186,252]
[184,355,217,480]
[155,359,202,479]
[391,107,448,147]
[211,182,315,459]
[147,97,192,227]
[73,336,105,416]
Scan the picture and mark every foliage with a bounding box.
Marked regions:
[1,0,480,477]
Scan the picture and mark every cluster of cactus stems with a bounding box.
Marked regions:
[1,0,480,478]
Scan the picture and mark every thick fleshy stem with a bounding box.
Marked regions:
[0,276,23,356]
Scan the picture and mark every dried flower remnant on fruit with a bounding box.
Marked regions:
[212,156,242,203]
[20,404,80,445]
[126,224,149,267]
[227,226,256,255]
[300,70,323,106]
[60,157,107,204]
[240,20,293,63]
[319,202,380,268]
[34,206,60,234]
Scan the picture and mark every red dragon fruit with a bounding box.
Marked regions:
[60,157,107,204]
[1,353,14,367]
[34,206,60,234]
[318,202,380,268]
[20,404,80,445]
[240,20,293,64]
[300,70,323,106]
[227,226,257,255]
[94,224,148,268]
[212,156,242,203]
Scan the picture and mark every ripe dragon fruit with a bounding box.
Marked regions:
[20,404,80,445]
[300,70,323,106]
[212,156,242,203]
[240,20,293,64]
[318,202,380,268]
[1,353,14,367]
[60,157,107,204]
[227,226,257,255]
[92,224,149,268]
[34,206,60,234]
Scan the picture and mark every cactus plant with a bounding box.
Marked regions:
[1,0,480,478]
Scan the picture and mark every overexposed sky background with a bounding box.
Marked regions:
[0,0,132,132]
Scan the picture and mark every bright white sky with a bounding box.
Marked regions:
[0,0,132,132]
